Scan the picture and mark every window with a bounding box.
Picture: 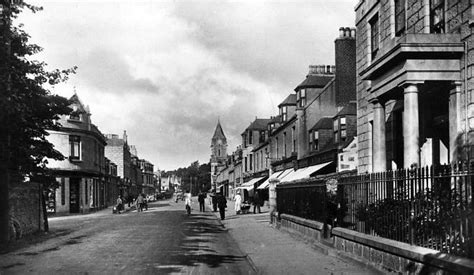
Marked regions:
[370,14,379,60]
[85,180,88,205]
[244,157,248,172]
[313,131,319,151]
[69,112,81,121]
[69,135,81,160]
[276,137,279,159]
[280,106,288,121]
[340,117,347,141]
[340,155,344,161]
[298,89,306,108]
[260,130,266,143]
[61,178,65,205]
[249,154,253,170]
[333,120,339,131]
[430,0,444,33]
[283,132,287,158]
[394,0,405,36]
[291,126,296,153]
[248,131,253,145]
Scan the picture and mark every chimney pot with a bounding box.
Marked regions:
[339,27,345,38]
[344,27,351,37]
[350,28,356,38]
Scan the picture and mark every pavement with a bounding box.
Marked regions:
[209,197,383,275]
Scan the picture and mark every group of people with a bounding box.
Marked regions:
[183,189,228,219]
[233,190,262,215]
[115,193,148,214]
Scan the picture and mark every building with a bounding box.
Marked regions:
[139,159,155,195]
[46,93,110,214]
[210,120,228,189]
[105,132,132,199]
[355,0,470,172]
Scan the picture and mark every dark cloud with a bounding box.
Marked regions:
[78,48,160,94]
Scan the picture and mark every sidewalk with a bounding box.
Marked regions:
[211,198,382,275]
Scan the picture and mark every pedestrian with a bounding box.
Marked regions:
[184,190,192,215]
[216,191,227,220]
[211,190,218,212]
[136,193,144,212]
[234,191,242,215]
[116,196,123,214]
[198,190,206,212]
[253,190,261,214]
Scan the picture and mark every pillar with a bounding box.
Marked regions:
[372,100,387,172]
[296,108,307,159]
[449,82,463,162]
[403,84,420,168]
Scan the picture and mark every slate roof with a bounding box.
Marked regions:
[278,94,297,107]
[309,117,334,131]
[212,120,227,142]
[334,102,357,117]
[294,74,334,91]
[246,118,272,131]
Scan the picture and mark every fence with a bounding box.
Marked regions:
[276,162,474,259]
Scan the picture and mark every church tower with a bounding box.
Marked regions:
[210,119,227,189]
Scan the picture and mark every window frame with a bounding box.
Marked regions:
[369,14,380,60]
[394,0,406,36]
[313,131,319,151]
[430,0,445,34]
[69,135,81,161]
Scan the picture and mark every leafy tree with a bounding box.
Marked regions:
[0,1,75,245]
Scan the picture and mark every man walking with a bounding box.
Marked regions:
[216,191,227,220]
[198,190,206,212]
[253,190,261,214]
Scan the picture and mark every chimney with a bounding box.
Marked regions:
[334,27,356,105]
[123,130,128,143]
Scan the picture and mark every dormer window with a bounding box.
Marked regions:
[430,0,444,33]
[312,131,319,151]
[280,106,288,121]
[248,131,253,145]
[297,89,306,108]
[340,117,347,141]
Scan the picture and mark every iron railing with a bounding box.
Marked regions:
[276,162,474,259]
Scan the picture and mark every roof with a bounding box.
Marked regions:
[246,118,272,131]
[212,120,227,142]
[335,102,357,117]
[294,74,334,91]
[309,117,334,131]
[278,94,297,107]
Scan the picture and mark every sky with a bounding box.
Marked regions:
[17,0,356,171]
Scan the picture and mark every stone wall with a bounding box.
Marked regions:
[275,212,474,274]
[9,182,44,239]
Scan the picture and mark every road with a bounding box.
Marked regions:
[0,199,256,274]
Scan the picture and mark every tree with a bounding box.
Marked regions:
[0,1,75,245]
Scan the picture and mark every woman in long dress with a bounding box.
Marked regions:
[234,191,242,214]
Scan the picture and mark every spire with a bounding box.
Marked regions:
[212,119,227,143]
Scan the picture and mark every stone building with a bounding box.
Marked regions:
[355,0,471,172]
[139,158,155,195]
[46,94,109,214]
[105,132,132,199]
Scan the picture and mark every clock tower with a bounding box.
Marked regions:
[210,119,227,189]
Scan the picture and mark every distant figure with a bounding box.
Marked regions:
[216,191,227,220]
[198,190,206,212]
[136,193,145,212]
[116,196,123,214]
[184,190,192,215]
[234,191,242,215]
[253,191,261,214]
[211,190,218,212]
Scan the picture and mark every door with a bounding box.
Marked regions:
[69,178,80,213]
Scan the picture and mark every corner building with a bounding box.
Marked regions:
[355,0,472,172]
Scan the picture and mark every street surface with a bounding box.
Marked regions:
[0,199,255,274]
[1,198,381,274]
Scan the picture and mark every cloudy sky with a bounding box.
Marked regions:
[18,0,355,171]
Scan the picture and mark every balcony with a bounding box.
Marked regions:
[360,33,464,99]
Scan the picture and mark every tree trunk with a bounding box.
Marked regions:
[0,164,10,246]
[41,186,49,232]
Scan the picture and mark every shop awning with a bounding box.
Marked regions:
[237,177,264,191]
[281,162,332,182]
[257,171,284,189]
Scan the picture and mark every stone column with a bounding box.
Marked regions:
[403,84,420,168]
[449,82,463,162]
[372,100,387,172]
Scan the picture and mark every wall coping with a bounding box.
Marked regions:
[332,227,474,274]
[280,214,324,231]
